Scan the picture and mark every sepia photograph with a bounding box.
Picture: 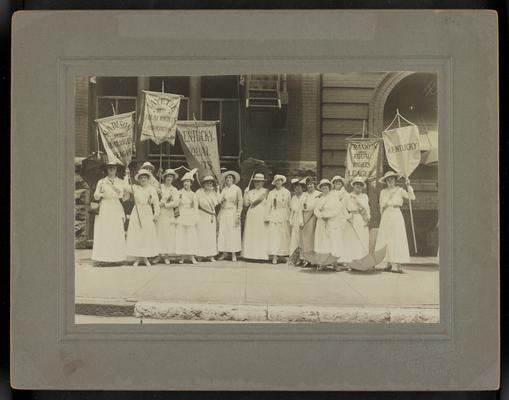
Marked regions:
[74,72,439,324]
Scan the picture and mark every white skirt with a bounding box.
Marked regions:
[176,223,198,256]
[289,224,301,255]
[126,204,159,257]
[217,208,241,252]
[156,207,177,255]
[314,219,343,258]
[342,214,369,262]
[375,207,410,263]
[242,205,269,260]
[197,210,218,257]
[92,198,126,262]
[268,220,291,256]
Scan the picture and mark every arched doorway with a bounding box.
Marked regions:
[370,72,439,256]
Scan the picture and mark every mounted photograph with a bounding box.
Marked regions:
[74,72,439,324]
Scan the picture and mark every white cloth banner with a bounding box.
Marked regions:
[140,90,181,145]
[345,139,381,185]
[176,121,222,183]
[382,125,421,178]
[96,111,135,166]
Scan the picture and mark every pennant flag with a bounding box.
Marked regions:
[176,121,222,182]
[140,90,181,145]
[96,111,135,166]
[382,125,421,178]
[345,138,382,185]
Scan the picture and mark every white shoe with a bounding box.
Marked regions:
[191,257,198,264]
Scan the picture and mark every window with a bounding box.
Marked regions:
[201,99,240,157]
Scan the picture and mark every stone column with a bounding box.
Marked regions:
[189,76,202,119]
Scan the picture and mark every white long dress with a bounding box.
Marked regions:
[92,177,127,262]
[342,192,370,262]
[175,189,198,256]
[156,184,179,255]
[196,188,220,257]
[242,188,269,260]
[375,186,415,263]
[314,192,343,258]
[289,193,304,255]
[299,190,322,262]
[264,187,291,256]
[332,187,349,257]
[126,185,160,257]
[217,184,243,253]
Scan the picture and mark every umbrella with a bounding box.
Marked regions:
[349,226,387,271]
[240,157,271,190]
[79,152,126,189]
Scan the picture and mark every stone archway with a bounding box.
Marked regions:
[368,71,415,136]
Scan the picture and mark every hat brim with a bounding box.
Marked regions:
[351,180,367,188]
[162,172,179,179]
[378,173,400,184]
[318,183,332,189]
[271,177,287,185]
[222,171,241,184]
[135,171,154,182]
[331,178,345,184]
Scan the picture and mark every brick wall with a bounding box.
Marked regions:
[241,74,320,164]
[75,76,90,157]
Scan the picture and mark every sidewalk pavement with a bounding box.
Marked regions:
[75,249,439,323]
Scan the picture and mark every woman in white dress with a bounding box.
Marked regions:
[176,171,199,264]
[156,169,180,264]
[299,177,322,266]
[140,161,161,195]
[241,173,269,261]
[342,177,371,264]
[217,171,243,262]
[314,179,344,269]
[331,175,349,267]
[125,169,160,267]
[264,174,291,264]
[91,161,128,265]
[196,175,220,262]
[288,178,305,261]
[375,170,416,273]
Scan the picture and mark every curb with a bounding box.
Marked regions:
[75,299,136,317]
[133,302,439,323]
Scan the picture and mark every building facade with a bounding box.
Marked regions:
[75,73,438,255]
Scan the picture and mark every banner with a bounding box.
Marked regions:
[140,90,181,145]
[176,121,221,182]
[96,111,135,166]
[345,138,382,184]
[382,125,421,178]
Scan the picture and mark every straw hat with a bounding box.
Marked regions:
[317,178,333,190]
[290,178,300,185]
[201,175,216,184]
[350,176,367,188]
[252,173,266,182]
[181,171,196,182]
[141,161,155,171]
[378,170,400,184]
[271,174,287,185]
[222,170,241,184]
[161,168,179,179]
[135,169,154,182]
[331,175,345,184]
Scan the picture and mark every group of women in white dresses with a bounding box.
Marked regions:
[91,160,415,272]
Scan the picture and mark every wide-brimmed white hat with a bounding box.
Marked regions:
[161,168,179,179]
[317,178,333,189]
[201,175,216,184]
[290,178,301,185]
[222,170,241,184]
[331,175,345,184]
[252,173,266,182]
[141,161,155,170]
[350,176,367,188]
[135,169,154,182]
[378,170,400,184]
[271,174,287,185]
[181,171,196,182]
